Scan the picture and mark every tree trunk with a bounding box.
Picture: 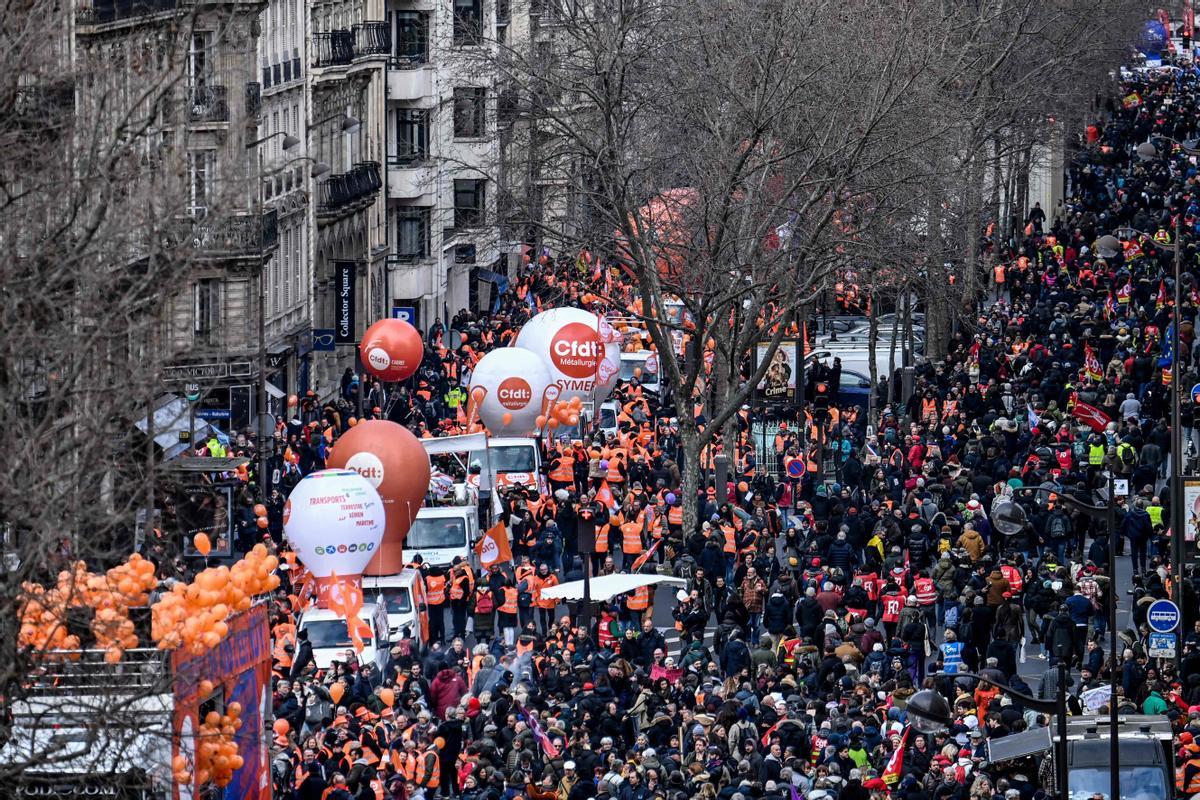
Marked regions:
[678,420,702,537]
[867,291,879,426]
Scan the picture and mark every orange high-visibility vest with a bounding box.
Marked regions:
[607,454,626,483]
[499,586,519,615]
[668,506,683,526]
[412,748,440,788]
[549,454,575,483]
[627,585,650,610]
[536,575,559,609]
[596,522,611,551]
[621,521,644,554]
[721,524,737,554]
[425,575,446,605]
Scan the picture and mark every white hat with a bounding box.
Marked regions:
[564,760,576,770]
[676,590,689,602]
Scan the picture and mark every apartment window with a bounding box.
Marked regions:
[392,11,428,64]
[454,179,485,228]
[453,87,485,138]
[453,0,483,44]
[187,149,214,218]
[395,109,429,163]
[496,0,510,24]
[396,207,431,259]
[188,32,213,89]
[194,278,221,343]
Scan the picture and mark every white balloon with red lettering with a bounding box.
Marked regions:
[469,346,552,435]
[516,307,622,401]
[283,469,385,606]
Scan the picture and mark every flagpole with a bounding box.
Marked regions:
[1171,213,1185,647]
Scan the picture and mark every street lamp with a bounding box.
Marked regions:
[1105,222,1187,629]
[914,674,1069,797]
[1009,483,1118,800]
[312,113,362,133]
[990,500,1028,537]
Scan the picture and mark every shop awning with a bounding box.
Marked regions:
[538,574,687,603]
[163,457,251,473]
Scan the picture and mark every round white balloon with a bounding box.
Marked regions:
[469,346,552,436]
[515,307,622,402]
[283,469,386,578]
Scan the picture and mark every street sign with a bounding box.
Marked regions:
[1148,631,1177,659]
[1191,382,1200,404]
[391,306,416,325]
[785,457,805,479]
[1147,598,1181,633]
[312,329,337,352]
[1113,478,1130,497]
[184,382,202,402]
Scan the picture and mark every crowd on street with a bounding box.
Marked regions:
[173,55,1200,800]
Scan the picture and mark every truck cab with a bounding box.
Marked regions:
[363,568,428,642]
[296,601,389,670]
[402,506,479,569]
[470,436,545,495]
[620,350,661,395]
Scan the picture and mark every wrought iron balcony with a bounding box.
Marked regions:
[245,82,262,117]
[76,0,176,26]
[182,210,279,256]
[186,85,229,123]
[317,161,381,216]
[313,30,354,68]
[353,22,391,58]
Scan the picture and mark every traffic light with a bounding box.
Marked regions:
[814,382,830,418]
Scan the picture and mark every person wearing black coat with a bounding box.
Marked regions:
[720,629,751,678]
[289,630,314,680]
[795,588,824,639]
[762,592,792,636]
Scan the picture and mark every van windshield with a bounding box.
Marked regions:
[477,445,536,473]
[407,517,468,549]
[302,619,373,649]
[620,360,644,381]
[599,406,616,428]
[1069,766,1168,800]
[371,587,412,615]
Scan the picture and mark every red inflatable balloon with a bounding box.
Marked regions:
[326,420,430,575]
[360,318,423,382]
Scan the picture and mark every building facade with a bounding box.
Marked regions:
[383,0,507,332]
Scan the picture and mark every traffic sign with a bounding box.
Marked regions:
[1148,631,1177,659]
[391,306,416,325]
[1191,382,1200,403]
[184,382,202,402]
[1147,598,1181,633]
[785,457,804,479]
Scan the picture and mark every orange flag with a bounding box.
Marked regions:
[474,521,513,568]
[326,572,371,654]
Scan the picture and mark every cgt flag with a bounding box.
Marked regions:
[1072,400,1112,433]
[474,521,513,568]
[882,726,910,785]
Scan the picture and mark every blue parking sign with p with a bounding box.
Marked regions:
[392,306,416,325]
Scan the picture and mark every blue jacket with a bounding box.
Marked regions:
[1064,593,1093,625]
[1121,508,1153,541]
[720,637,751,677]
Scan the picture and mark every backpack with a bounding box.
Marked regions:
[1047,513,1070,540]
[475,589,495,614]
[1119,443,1137,467]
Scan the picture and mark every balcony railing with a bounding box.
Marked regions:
[313,30,354,68]
[186,85,229,123]
[245,82,261,117]
[318,162,382,215]
[76,0,176,25]
[353,22,390,58]
[182,209,279,256]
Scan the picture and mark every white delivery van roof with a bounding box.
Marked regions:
[486,436,538,447]
[417,506,473,520]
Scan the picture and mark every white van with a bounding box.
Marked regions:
[362,569,427,641]
[402,506,479,569]
[620,350,661,395]
[297,601,389,669]
[470,436,545,495]
[597,400,619,439]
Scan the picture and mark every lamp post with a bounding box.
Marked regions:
[910,674,1069,797]
[996,481,1119,800]
[1131,140,1195,645]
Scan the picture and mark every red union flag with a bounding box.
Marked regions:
[1072,400,1112,433]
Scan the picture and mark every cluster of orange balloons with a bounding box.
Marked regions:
[253,503,269,531]
[18,554,160,663]
[189,704,245,787]
[535,395,584,431]
[152,544,280,654]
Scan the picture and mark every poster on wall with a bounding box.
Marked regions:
[1185,480,1200,571]
[335,260,357,345]
[756,340,798,402]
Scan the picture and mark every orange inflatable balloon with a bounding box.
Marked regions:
[273,719,289,735]
[253,504,267,517]
[326,420,430,575]
[360,318,423,382]
[379,687,395,708]
[329,682,345,704]
[193,533,212,557]
[501,412,514,426]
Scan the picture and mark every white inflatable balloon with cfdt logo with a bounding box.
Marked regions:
[515,308,621,402]
[469,346,552,435]
[283,469,385,607]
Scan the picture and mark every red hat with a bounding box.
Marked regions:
[1002,591,1012,599]
[812,558,821,567]
[583,682,595,691]
[466,697,482,718]
[1182,732,1195,745]
[958,748,971,758]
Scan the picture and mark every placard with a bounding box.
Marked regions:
[335,260,357,345]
